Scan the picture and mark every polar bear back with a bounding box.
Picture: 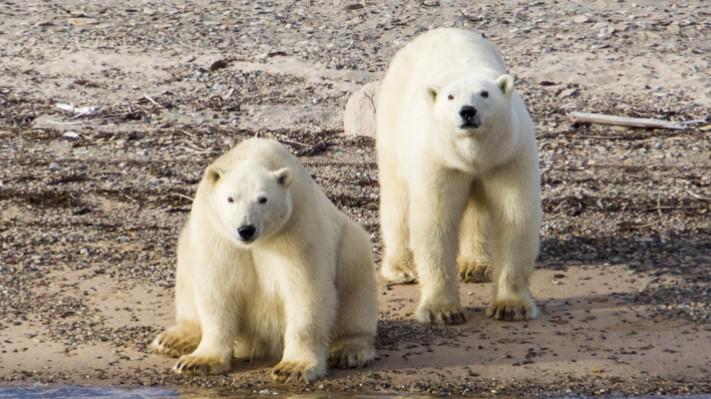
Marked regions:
[208,138,305,185]
[388,28,506,94]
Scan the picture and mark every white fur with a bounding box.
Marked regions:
[376,28,542,324]
[151,138,378,383]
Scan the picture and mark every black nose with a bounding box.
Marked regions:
[459,105,478,121]
[237,225,256,241]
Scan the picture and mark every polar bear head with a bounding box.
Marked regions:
[426,73,515,137]
[205,161,293,247]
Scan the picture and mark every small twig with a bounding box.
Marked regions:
[458,10,481,23]
[295,142,330,157]
[618,221,654,230]
[681,117,710,126]
[279,138,309,148]
[46,120,84,126]
[143,93,162,107]
[687,189,711,201]
[183,140,208,152]
[178,144,211,154]
[642,206,693,213]
[177,129,198,140]
[56,103,101,118]
[70,107,101,119]
[656,193,662,219]
[170,192,193,202]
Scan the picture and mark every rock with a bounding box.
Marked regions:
[68,18,98,26]
[208,59,228,72]
[667,23,680,34]
[558,87,579,98]
[63,131,80,140]
[573,15,591,24]
[597,28,616,39]
[343,81,379,137]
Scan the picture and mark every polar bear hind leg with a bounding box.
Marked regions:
[378,158,417,284]
[457,186,492,283]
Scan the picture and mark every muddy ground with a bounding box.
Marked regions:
[1,0,710,397]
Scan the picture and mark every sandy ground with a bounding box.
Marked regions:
[1,0,710,397]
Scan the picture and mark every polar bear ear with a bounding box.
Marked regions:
[495,74,515,98]
[425,85,440,104]
[206,166,225,185]
[274,167,293,187]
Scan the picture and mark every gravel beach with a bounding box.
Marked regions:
[1,0,710,397]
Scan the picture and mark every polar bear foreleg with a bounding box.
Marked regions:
[173,250,241,375]
[484,160,541,321]
[173,289,239,374]
[272,256,336,383]
[408,169,471,325]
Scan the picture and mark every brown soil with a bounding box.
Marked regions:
[1,0,709,397]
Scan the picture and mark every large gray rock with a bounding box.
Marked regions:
[343,81,379,137]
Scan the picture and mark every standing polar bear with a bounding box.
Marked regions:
[377,28,542,324]
[150,138,378,383]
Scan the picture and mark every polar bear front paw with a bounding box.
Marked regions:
[329,339,375,369]
[415,303,466,325]
[381,256,417,284]
[173,354,230,375]
[486,298,539,321]
[458,260,491,283]
[150,327,200,358]
[271,361,325,383]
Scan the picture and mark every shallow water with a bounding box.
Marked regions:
[0,385,414,399]
[0,385,179,399]
[0,385,435,399]
[1,386,710,399]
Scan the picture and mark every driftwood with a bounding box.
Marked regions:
[569,112,687,130]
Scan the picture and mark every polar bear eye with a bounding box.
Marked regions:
[480,90,489,98]
[258,196,268,204]
[447,94,454,100]
[227,196,234,203]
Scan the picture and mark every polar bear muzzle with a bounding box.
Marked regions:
[237,224,257,242]
[459,105,481,129]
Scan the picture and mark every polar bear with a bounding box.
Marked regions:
[376,28,542,324]
[150,138,378,383]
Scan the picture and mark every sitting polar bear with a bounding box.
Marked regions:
[150,138,378,383]
[376,28,542,324]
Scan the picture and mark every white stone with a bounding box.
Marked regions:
[63,131,80,140]
[343,81,379,137]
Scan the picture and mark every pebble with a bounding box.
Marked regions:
[62,131,80,140]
